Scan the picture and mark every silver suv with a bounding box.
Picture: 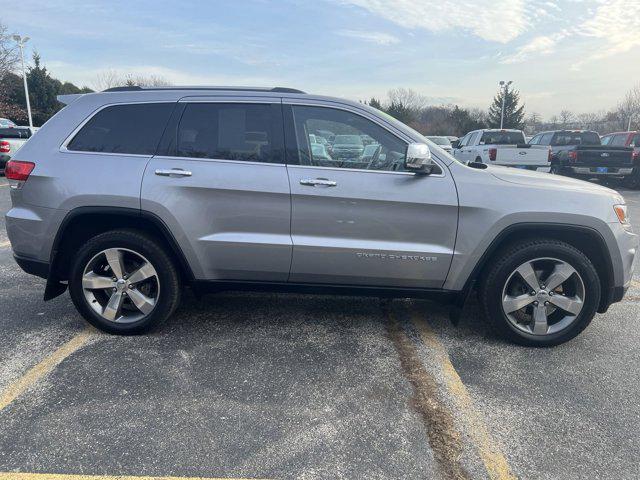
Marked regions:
[5,86,638,346]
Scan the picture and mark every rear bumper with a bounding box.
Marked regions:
[568,166,633,176]
[14,254,49,279]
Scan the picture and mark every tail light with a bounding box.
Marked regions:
[568,151,578,163]
[0,140,9,153]
[5,160,35,182]
[633,151,638,162]
[548,147,552,162]
[488,148,497,161]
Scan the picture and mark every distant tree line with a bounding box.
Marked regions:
[366,84,640,138]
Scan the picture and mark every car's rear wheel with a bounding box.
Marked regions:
[69,230,180,334]
[479,239,600,346]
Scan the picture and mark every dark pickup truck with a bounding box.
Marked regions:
[529,130,634,180]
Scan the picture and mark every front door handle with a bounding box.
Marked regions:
[300,178,337,187]
[155,168,192,177]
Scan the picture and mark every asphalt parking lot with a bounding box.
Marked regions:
[1,178,640,480]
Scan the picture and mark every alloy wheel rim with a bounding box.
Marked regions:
[501,257,585,336]
[82,248,159,324]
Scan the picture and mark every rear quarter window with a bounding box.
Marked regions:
[67,103,174,155]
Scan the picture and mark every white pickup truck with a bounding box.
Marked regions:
[0,127,34,174]
[452,129,551,172]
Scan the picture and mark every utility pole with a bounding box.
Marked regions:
[12,34,33,129]
[499,80,512,129]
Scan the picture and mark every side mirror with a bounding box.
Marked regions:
[451,140,461,149]
[405,143,434,174]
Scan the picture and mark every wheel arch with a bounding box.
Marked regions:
[466,223,614,313]
[49,207,195,291]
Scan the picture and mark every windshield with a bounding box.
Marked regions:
[426,136,451,146]
[552,131,601,146]
[0,118,17,128]
[0,127,31,139]
[480,131,525,145]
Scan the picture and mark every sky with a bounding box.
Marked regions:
[3,0,640,118]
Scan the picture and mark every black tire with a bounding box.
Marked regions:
[69,229,181,334]
[479,239,600,347]
[622,169,640,189]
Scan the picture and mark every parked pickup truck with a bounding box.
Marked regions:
[0,127,33,174]
[452,129,551,171]
[530,130,634,179]
[601,131,640,187]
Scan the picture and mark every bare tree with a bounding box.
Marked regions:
[617,84,640,130]
[0,23,19,76]
[92,70,123,91]
[387,88,431,111]
[525,112,541,133]
[123,73,172,87]
[559,109,574,126]
[93,70,172,91]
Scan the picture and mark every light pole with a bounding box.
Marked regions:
[12,34,33,129]
[499,80,512,129]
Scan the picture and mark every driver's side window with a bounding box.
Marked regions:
[291,105,409,172]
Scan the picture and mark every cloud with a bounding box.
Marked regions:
[336,0,528,43]
[573,0,640,67]
[336,30,400,45]
[44,62,282,90]
[500,34,564,64]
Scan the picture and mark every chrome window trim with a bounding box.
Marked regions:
[153,155,286,168]
[59,100,176,154]
[283,101,446,177]
[286,163,445,177]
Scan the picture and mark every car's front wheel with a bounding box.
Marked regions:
[479,239,600,346]
[69,230,181,334]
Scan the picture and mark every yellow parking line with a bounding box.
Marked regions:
[0,328,94,412]
[631,279,640,288]
[410,309,517,480]
[0,474,258,480]
[0,240,11,249]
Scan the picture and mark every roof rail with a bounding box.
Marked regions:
[102,86,306,94]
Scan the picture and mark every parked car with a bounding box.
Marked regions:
[0,127,33,174]
[531,130,634,180]
[5,86,637,346]
[601,131,640,187]
[453,129,551,171]
[426,136,453,153]
[330,134,365,160]
[0,118,17,128]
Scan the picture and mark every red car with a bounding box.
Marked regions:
[601,131,640,187]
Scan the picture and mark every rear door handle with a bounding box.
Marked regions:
[155,168,192,177]
[300,178,337,187]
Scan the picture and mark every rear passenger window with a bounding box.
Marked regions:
[540,133,554,145]
[67,103,174,155]
[176,103,279,163]
[611,134,628,146]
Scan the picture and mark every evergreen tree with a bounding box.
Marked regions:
[488,84,525,129]
[368,97,383,110]
[26,53,60,125]
[385,100,416,125]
